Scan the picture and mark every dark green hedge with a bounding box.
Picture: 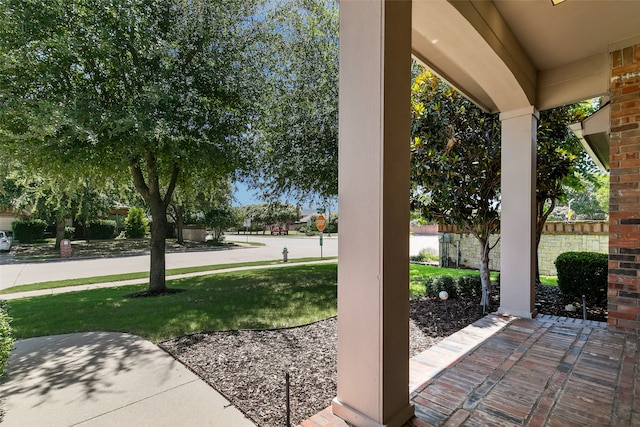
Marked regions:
[0,301,14,378]
[87,220,117,240]
[554,251,608,302]
[12,219,47,243]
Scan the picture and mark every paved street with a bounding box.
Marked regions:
[0,234,438,289]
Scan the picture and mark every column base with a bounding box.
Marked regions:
[331,398,414,427]
[497,307,538,319]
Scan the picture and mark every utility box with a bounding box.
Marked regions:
[60,239,72,258]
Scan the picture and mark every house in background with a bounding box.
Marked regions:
[0,211,16,231]
[334,1,640,426]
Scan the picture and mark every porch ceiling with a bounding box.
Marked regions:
[412,0,640,113]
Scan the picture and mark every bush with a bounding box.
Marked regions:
[555,251,608,302]
[12,219,47,243]
[457,275,482,298]
[410,247,439,263]
[64,226,75,240]
[87,220,117,240]
[124,208,148,238]
[0,301,14,378]
[424,275,458,299]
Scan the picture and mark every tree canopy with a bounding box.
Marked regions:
[256,0,339,203]
[410,68,501,310]
[0,0,265,292]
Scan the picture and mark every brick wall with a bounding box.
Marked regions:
[439,222,608,276]
[609,44,640,333]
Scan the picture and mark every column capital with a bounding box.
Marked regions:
[499,105,540,121]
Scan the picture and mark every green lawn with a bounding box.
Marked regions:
[409,263,557,297]
[6,263,556,343]
[7,264,338,343]
[0,257,335,294]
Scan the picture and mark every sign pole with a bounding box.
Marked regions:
[316,213,326,259]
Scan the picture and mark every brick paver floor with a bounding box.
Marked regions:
[300,314,638,427]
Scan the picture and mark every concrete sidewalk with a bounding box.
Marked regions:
[0,258,338,300]
[0,332,256,426]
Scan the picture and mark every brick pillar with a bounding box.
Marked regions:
[609,44,640,333]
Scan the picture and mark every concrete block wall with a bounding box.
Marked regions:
[440,222,608,276]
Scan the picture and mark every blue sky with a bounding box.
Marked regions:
[232,181,264,206]
[232,181,337,212]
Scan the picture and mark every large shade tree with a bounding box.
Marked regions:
[257,0,339,203]
[0,0,264,293]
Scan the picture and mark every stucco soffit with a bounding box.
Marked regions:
[412,0,536,113]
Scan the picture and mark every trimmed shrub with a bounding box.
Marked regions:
[0,301,14,378]
[424,275,458,299]
[87,220,117,240]
[64,226,75,240]
[554,251,608,302]
[12,219,47,243]
[457,275,482,298]
[124,208,148,238]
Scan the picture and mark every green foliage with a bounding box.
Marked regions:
[410,68,501,236]
[457,275,482,298]
[423,274,483,300]
[64,226,75,240]
[410,247,439,263]
[7,264,338,342]
[87,220,117,240]
[302,213,337,235]
[535,103,594,226]
[559,173,609,220]
[124,208,148,239]
[12,219,47,243]
[0,301,14,378]
[204,204,236,242]
[424,276,458,299]
[0,0,267,291]
[258,0,339,202]
[241,202,301,232]
[554,252,608,302]
[410,66,499,308]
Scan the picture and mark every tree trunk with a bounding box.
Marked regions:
[148,200,168,293]
[130,154,179,294]
[54,219,65,250]
[535,198,555,285]
[175,206,184,244]
[478,237,492,313]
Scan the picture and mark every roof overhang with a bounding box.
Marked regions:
[412,0,640,114]
[569,104,611,171]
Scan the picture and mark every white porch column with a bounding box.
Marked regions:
[498,106,539,318]
[331,1,414,427]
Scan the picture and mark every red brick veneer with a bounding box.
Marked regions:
[609,44,640,333]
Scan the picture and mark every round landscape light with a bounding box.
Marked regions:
[439,291,449,301]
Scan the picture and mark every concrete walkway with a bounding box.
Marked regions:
[0,332,256,426]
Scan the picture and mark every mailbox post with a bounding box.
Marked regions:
[60,239,72,258]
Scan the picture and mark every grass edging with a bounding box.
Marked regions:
[0,257,337,295]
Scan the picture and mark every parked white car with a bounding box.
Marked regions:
[0,230,12,251]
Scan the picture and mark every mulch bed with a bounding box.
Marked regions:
[161,283,606,427]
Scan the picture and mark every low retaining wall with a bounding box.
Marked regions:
[438,221,608,276]
[181,225,207,242]
[410,224,439,235]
